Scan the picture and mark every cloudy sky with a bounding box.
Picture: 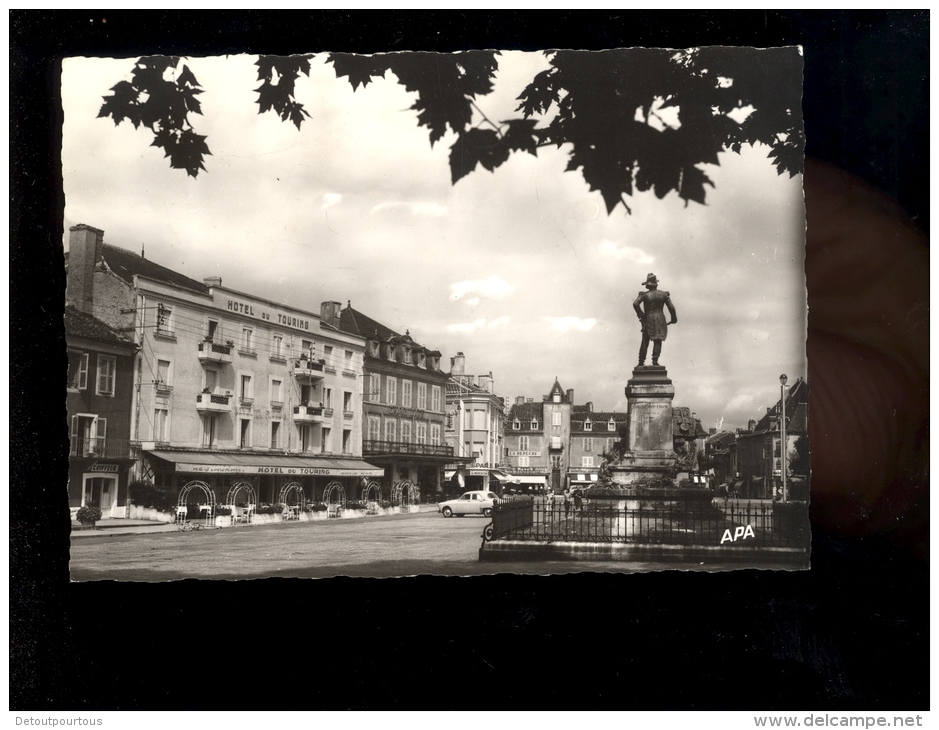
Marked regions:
[61,51,806,431]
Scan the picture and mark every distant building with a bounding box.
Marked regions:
[65,305,137,516]
[504,379,573,492]
[66,223,380,513]
[735,377,808,498]
[444,352,507,493]
[569,403,626,490]
[704,429,739,490]
[334,303,455,503]
[506,379,707,492]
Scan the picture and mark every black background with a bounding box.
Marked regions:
[11,11,929,710]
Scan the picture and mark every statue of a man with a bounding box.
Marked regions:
[632,273,677,366]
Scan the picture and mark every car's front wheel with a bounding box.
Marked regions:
[442,506,453,518]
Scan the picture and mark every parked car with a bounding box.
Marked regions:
[437,490,501,518]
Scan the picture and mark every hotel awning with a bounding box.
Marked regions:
[569,473,599,485]
[511,475,547,486]
[149,451,384,477]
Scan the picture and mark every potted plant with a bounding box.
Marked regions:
[76,502,103,529]
[215,504,232,528]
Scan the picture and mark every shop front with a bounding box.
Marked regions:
[145,450,384,509]
[505,474,548,495]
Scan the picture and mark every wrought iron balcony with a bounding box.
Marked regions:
[197,340,233,364]
[363,440,454,458]
[293,404,325,423]
[69,436,131,459]
[292,358,325,380]
[196,392,232,412]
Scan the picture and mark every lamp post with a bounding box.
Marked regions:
[779,373,788,503]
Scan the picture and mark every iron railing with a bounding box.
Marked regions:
[294,404,324,416]
[198,341,232,356]
[197,392,232,406]
[363,440,454,457]
[490,498,809,548]
[69,436,131,459]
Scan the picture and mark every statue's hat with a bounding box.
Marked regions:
[642,273,658,287]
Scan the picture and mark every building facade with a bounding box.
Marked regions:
[503,379,573,492]
[735,377,808,499]
[444,352,507,493]
[569,403,626,490]
[66,224,380,512]
[505,379,709,493]
[334,303,455,503]
[65,305,137,516]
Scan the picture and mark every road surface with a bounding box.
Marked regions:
[69,510,794,580]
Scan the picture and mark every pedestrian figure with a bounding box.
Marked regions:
[563,488,571,518]
[573,489,583,514]
[545,489,554,515]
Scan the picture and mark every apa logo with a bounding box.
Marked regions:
[720,525,755,544]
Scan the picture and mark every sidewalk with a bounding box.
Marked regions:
[71,504,441,537]
[70,519,178,537]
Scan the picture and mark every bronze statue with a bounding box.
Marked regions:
[632,273,677,366]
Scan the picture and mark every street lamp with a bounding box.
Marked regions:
[779,373,788,503]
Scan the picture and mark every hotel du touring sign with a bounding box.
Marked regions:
[173,463,384,477]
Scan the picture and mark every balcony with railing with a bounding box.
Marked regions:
[69,436,131,459]
[154,380,174,395]
[292,358,326,381]
[197,340,233,364]
[196,392,232,413]
[363,440,454,458]
[293,404,325,423]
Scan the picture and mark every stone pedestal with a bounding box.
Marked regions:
[625,365,674,452]
[603,366,678,488]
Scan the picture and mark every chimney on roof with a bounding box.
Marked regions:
[66,224,104,313]
[320,301,342,328]
[450,352,465,376]
[585,401,593,412]
[709,428,717,435]
[748,419,757,432]
[566,389,574,403]
[516,396,525,406]
[478,373,492,392]
[203,276,222,288]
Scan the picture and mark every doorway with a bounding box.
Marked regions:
[83,476,116,516]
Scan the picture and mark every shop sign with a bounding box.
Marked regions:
[89,463,119,473]
[508,450,541,456]
[225,297,311,332]
[388,405,424,419]
[176,463,383,477]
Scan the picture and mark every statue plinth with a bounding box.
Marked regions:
[603,366,680,494]
[625,365,674,453]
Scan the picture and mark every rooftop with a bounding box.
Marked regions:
[64,305,134,348]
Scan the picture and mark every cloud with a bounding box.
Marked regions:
[597,240,654,266]
[726,394,757,413]
[445,316,510,334]
[449,275,515,303]
[370,201,449,217]
[542,316,597,333]
[487,316,510,329]
[321,193,342,210]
